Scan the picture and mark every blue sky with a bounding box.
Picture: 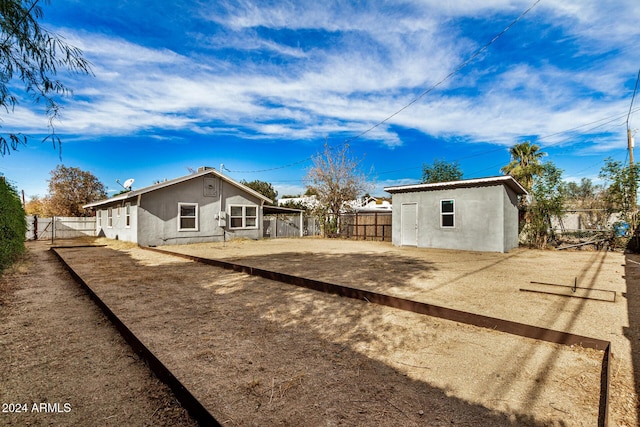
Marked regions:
[1,0,640,199]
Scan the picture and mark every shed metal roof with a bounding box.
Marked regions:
[83,167,273,209]
[384,175,528,195]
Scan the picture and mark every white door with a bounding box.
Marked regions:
[401,203,418,246]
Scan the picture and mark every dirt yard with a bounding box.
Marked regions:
[2,237,638,426]
[161,238,638,426]
[0,241,195,426]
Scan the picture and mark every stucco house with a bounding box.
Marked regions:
[83,167,272,246]
[384,176,527,253]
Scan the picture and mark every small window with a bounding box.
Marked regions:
[97,210,102,228]
[178,203,198,231]
[107,207,113,228]
[229,205,259,229]
[441,200,455,228]
[245,206,257,227]
[125,203,131,228]
[230,206,243,228]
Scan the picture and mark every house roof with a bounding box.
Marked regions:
[83,167,273,209]
[384,175,528,195]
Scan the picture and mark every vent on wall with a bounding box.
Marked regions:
[204,177,218,197]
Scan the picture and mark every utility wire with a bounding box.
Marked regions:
[234,106,636,180]
[235,104,640,179]
[343,0,542,145]
[375,108,638,177]
[538,107,640,143]
[627,68,640,130]
[225,157,310,174]
[226,0,542,174]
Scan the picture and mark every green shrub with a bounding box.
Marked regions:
[0,177,26,272]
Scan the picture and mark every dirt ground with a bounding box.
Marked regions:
[0,242,196,426]
[1,237,638,426]
[162,238,638,426]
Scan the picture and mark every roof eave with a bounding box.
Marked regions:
[384,176,528,195]
[82,168,272,209]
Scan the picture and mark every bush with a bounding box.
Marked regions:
[0,178,26,272]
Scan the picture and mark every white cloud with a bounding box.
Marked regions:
[10,0,633,160]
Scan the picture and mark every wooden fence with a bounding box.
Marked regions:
[336,212,392,241]
[26,216,96,241]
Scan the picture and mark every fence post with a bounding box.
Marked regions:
[374,212,378,240]
[51,216,55,244]
[299,211,303,237]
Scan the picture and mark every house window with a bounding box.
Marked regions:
[178,203,198,231]
[229,205,258,229]
[97,210,102,228]
[441,200,455,228]
[125,203,131,228]
[107,207,113,228]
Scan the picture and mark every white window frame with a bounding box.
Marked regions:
[125,203,131,228]
[228,205,258,230]
[107,207,113,228]
[440,199,455,228]
[178,202,199,231]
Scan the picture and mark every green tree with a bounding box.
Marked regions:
[241,179,278,204]
[564,178,600,202]
[0,177,26,272]
[46,165,106,216]
[599,158,639,224]
[599,158,640,250]
[562,178,608,230]
[525,162,566,248]
[305,143,370,236]
[500,141,546,192]
[0,0,92,156]
[421,159,463,183]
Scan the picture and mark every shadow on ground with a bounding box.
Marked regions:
[55,244,565,426]
[209,250,439,290]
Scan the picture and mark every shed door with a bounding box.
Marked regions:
[401,203,418,246]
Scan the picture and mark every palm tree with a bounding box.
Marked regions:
[501,141,546,192]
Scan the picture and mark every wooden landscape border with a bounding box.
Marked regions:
[144,246,612,427]
[51,244,611,426]
[51,247,222,427]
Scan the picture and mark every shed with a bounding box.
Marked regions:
[384,176,527,253]
[83,167,272,246]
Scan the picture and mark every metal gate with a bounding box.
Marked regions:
[263,215,320,238]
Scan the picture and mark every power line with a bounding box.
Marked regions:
[538,107,640,144]
[627,68,640,129]
[226,0,542,175]
[225,157,310,174]
[374,108,637,177]
[342,0,542,145]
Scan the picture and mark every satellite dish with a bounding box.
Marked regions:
[123,178,135,189]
